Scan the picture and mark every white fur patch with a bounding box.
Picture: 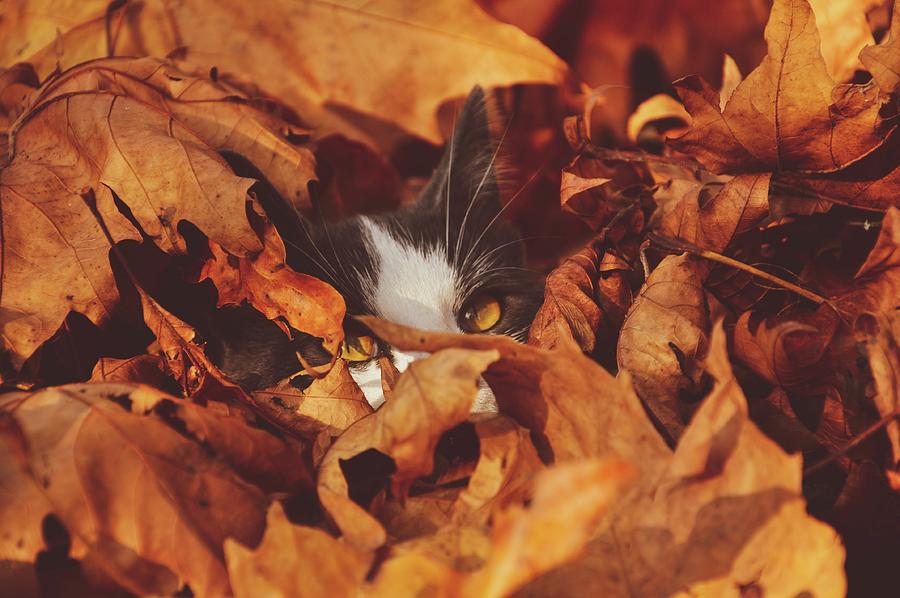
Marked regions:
[347,218,498,413]
[361,218,460,332]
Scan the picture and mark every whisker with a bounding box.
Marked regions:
[454,111,513,269]
[317,204,355,292]
[459,155,548,272]
[282,229,340,281]
[445,119,456,261]
[463,234,565,271]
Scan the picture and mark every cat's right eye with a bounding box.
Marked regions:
[460,293,502,333]
[342,334,376,362]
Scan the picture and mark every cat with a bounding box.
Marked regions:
[205,87,543,412]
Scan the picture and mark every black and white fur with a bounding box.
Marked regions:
[207,87,542,411]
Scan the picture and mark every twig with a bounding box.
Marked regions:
[648,233,830,306]
[803,408,900,476]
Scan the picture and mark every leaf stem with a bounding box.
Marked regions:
[803,408,900,477]
[648,233,830,306]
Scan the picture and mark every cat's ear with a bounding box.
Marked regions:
[416,86,502,220]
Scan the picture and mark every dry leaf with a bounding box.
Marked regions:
[1,0,569,146]
[252,358,373,439]
[671,0,883,173]
[625,93,691,143]
[529,241,633,378]
[202,207,346,360]
[225,502,372,598]
[366,459,634,598]
[559,171,610,208]
[28,57,317,213]
[0,81,262,367]
[451,415,544,525]
[0,383,279,596]
[653,173,771,252]
[859,0,900,94]
[317,348,499,550]
[862,310,900,473]
[362,317,672,470]
[617,253,711,441]
[809,0,881,83]
[522,324,846,597]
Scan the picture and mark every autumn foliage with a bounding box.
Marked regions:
[1,0,898,596]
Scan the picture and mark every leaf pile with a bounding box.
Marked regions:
[1,0,898,596]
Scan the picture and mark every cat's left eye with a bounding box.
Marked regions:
[460,294,502,332]
[342,334,376,361]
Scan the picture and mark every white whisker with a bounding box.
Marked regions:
[453,113,513,269]
[459,158,544,273]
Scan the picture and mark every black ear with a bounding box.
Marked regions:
[416,87,502,226]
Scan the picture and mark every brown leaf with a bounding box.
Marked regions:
[670,0,883,173]
[559,171,610,208]
[90,355,175,390]
[529,243,633,372]
[374,416,541,558]
[0,81,262,367]
[366,459,634,598]
[558,155,649,232]
[835,206,900,320]
[654,173,771,252]
[617,254,711,441]
[450,415,544,526]
[0,383,276,596]
[202,208,346,360]
[625,93,690,143]
[225,502,372,598]
[0,62,38,127]
[252,358,373,439]
[29,57,317,213]
[460,459,634,597]
[522,324,847,597]
[361,317,671,470]
[317,348,499,550]
[2,0,568,147]
[810,0,881,83]
[861,310,900,472]
[733,311,836,392]
[859,0,900,95]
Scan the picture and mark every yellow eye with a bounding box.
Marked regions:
[342,335,376,362]
[461,294,502,332]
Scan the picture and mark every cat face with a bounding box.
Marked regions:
[286,87,543,410]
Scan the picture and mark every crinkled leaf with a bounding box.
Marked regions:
[317,348,499,550]
[617,254,711,441]
[0,383,276,596]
